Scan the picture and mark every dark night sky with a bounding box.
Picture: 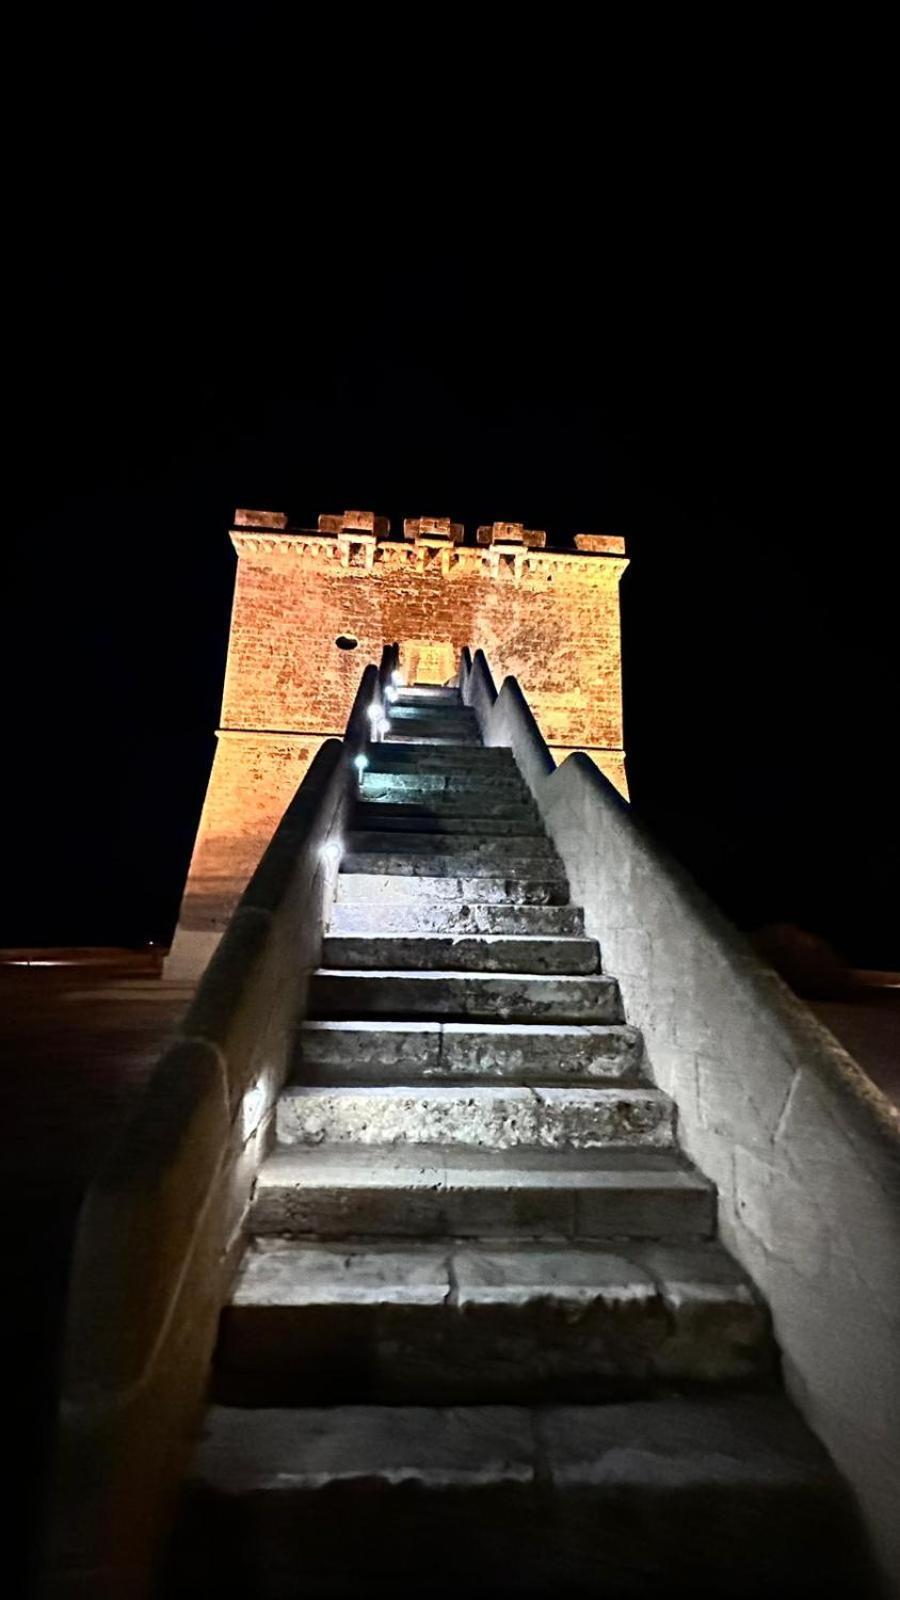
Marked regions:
[4,11,897,967]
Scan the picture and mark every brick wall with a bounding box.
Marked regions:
[176,520,628,933]
[180,733,328,930]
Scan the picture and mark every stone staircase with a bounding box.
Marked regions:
[170,685,862,1597]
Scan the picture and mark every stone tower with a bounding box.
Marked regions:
[170,509,628,967]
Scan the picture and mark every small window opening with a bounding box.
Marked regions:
[335,635,358,651]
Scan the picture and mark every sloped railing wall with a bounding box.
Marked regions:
[460,646,900,1597]
[41,645,399,1600]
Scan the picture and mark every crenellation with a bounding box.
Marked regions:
[234,508,289,529]
[574,533,626,555]
[403,516,465,545]
[477,521,547,549]
[318,509,391,536]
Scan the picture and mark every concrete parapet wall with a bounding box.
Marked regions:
[42,739,350,1600]
[468,656,900,1596]
[460,649,625,800]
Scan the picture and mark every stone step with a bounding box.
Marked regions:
[356,793,536,820]
[360,769,528,802]
[385,723,481,743]
[383,733,483,746]
[250,1145,714,1240]
[327,899,586,936]
[334,872,570,906]
[393,685,460,704]
[276,1083,672,1149]
[388,703,477,723]
[349,831,556,859]
[340,851,568,883]
[308,968,623,1023]
[352,806,540,835]
[293,1019,643,1085]
[366,745,515,771]
[214,1238,773,1405]
[319,934,601,975]
[172,1397,861,1599]
[387,697,474,712]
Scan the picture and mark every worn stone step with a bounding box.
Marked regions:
[334,872,570,906]
[350,832,554,857]
[352,807,540,835]
[350,831,556,861]
[359,776,530,808]
[384,732,482,746]
[388,704,477,723]
[308,969,623,1023]
[385,704,477,723]
[341,851,565,883]
[213,1238,772,1403]
[320,934,600,975]
[355,792,536,820]
[250,1145,715,1240]
[361,764,514,785]
[366,745,515,771]
[172,1397,863,1599]
[393,685,460,704]
[294,1019,642,1085]
[384,723,481,743]
[292,1017,642,1083]
[327,899,586,936]
[276,1083,672,1149]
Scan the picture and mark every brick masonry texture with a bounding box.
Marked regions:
[178,522,627,931]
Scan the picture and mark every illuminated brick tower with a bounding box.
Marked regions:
[170,509,628,966]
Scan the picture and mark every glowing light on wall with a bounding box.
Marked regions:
[241,1082,267,1142]
[5,959,69,967]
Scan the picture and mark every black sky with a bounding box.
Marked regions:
[5,11,897,967]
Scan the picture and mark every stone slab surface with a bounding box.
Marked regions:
[215,1238,771,1402]
[185,1391,841,1494]
[386,723,480,742]
[349,830,557,859]
[393,687,461,704]
[388,705,476,722]
[320,934,601,975]
[335,872,569,905]
[327,900,586,935]
[384,733,482,746]
[360,770,528,801]
[250,1144,716,1239]
[366,746,516,771]
[341,850,566,880]
[355,794,537,821]
[276,1083,674,1149]
[350,809,542,836]
[293,1019,643,1084]
[173,1397,863,1597]
[309,968,624,1022]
